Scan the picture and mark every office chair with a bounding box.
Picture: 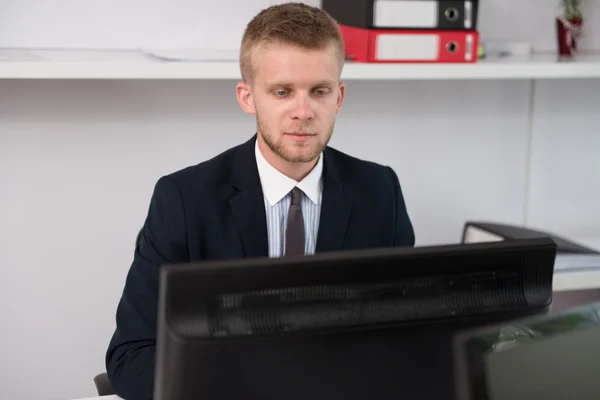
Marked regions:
[94,373,115,396]
[93,227,144,396]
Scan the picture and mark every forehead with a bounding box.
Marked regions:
[252,42,341,87]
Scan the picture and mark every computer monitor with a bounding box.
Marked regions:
[154,238,557,400]
[454,301,600,400]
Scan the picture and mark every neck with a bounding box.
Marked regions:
[257,137,318,182]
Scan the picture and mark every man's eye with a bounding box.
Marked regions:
[275,90,288,96]
[314,89,328,96]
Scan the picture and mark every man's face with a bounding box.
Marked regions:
[237,42,345,163]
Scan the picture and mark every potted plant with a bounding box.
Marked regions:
[557,0,584,56]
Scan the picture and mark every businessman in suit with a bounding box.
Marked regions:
[106,3,415,399]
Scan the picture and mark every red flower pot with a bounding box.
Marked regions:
[556,16,583,56]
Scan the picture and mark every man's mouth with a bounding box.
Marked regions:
[285,132,315,141]
[286,132,314,136]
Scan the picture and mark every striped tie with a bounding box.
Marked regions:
[285,187,305,256]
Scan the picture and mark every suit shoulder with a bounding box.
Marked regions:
[161,142,243,188]
[326,146,392,178]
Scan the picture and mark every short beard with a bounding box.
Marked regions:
[256,113,334,163]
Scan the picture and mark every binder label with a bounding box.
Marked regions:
[375,34,439,61]
[374,0,437,28]
[465,33,474,61]
[465,1,473,29]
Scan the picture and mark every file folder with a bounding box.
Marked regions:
[323,0,479,30]
[340,25,478,63]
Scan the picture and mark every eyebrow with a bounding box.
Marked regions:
[266,80,336,89]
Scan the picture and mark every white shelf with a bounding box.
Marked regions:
[1,49,600,80]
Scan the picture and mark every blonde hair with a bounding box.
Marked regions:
[239,2,345,83]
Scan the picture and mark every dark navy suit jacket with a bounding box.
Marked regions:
[105,135,415,400]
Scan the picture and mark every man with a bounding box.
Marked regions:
[105,3,415,399]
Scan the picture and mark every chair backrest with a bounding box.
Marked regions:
[93,373,115,396]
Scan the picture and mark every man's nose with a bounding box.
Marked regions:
[290,93,315,120]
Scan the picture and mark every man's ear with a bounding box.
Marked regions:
[236,81,256,115]
[335,81,345,113]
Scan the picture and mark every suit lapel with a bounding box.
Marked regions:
[228,136,269,258]
[316,149,353,252]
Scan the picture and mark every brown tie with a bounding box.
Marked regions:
[285,187,305,256]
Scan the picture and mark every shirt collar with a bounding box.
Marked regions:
[255,138,323,206]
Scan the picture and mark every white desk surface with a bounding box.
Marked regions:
[553,236,600,292]
[71,397,121,400]
[554,269,600,292]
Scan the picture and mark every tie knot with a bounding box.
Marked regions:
[290,187,303,206]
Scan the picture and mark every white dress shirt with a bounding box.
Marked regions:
[254,139,323,257]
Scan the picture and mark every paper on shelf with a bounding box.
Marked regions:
[0,49,44,61]
[0,48,153,61]
[142,48,239,62]
[32,49,152,61]
[480,41,533,60]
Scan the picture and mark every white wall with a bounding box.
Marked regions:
[1,1,599,399]
[1,0,599,52]
[527,79,600,241]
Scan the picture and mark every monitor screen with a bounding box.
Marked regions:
[454,301,600,400]
[154,238,557,400]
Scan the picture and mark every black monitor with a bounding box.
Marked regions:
[454,301,600,400]
[154,238,557,400]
